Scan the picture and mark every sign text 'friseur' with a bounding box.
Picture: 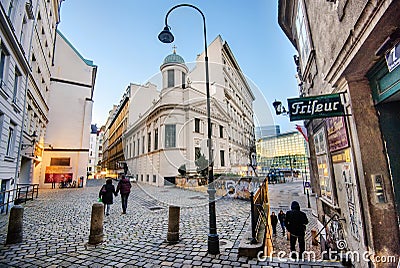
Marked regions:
[287,93,345,121]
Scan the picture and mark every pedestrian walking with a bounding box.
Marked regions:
[285,201,309,259]
[99,179,117,216]
[270,211,278,236]
[278,210,286,235]
[116,174,132,214]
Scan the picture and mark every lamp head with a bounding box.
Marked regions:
[272,100,283,115]
[158,26,174,43]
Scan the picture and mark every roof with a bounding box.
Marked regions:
[56,30,97,67]
[163,51,185,64]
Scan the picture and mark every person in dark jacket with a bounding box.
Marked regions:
[285,201,309,259]
[99,179,117,216]
[278,210,286,235]
[270,212,278,236]
[116,175,132,214]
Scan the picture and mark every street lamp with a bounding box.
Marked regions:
[158,4,220,255]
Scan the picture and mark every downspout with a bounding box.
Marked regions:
[14,0,40,187]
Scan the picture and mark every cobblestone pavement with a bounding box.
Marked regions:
[0,179,343,267]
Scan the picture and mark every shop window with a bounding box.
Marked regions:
[314,128,333,202]
[50,158,70,166]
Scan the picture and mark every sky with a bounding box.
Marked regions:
[57,0,299,133]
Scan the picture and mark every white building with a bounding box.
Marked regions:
[87,124,97,179]
[124,36,255,186]
[0,0,62,201]
[39,31,97,188]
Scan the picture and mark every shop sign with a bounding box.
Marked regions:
[385,42,400,72]
[288,93,345,121]
[326,117,349,152]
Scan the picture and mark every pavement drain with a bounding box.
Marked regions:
[188,196,207,200]
[148,206,165,211]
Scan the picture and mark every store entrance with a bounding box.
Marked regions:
[377,101,400,217]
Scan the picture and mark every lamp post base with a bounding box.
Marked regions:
[208,233,220,255]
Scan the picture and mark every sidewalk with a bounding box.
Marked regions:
[0,179,341,267]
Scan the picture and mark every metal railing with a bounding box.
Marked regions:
[249,178,273,255]
[0,183,39,214]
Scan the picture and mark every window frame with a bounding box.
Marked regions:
[165,124,176,148]
[167,69,174,88]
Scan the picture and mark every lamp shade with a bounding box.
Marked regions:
[158,26,174,43]
[272,100,283,115]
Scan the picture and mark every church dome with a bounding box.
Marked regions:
[163,50,185,64]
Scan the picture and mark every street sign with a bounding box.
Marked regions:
[304,181,311,188]
[385,42,400,72]
[287,93,345,121]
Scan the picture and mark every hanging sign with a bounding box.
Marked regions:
[385,42,400,72]
[288,93,345,121]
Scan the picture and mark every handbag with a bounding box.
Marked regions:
[98,197,102,202]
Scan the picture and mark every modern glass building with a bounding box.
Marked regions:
[256,131,308,179]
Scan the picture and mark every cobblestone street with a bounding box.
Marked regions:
[0,179,342,267]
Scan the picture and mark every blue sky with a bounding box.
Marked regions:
[58,0,299,133]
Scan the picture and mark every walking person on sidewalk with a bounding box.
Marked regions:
[278,210,286,236]
[99,179,117,216]
[271,212,278,236]
[285,201,309,260]
[116,174,132,214]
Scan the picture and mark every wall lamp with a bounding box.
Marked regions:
[272,100,288,116]
[21,131,37,149]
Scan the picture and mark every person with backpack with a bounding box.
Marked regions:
[99,179,117,216]
[116,174,132,214]
[285,201,309,259]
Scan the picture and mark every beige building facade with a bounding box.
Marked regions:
[279,0,400,266]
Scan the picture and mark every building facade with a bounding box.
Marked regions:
[0,0,62,202]
[256,131,308,178]
[87,124,97,179]
[101,86,129,179]
[123,36,255,186]
[279,0,400,266]
[39,31,97,188]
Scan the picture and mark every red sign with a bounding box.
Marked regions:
[326,117,349,152]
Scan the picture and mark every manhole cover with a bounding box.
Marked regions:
[189,196,207,200]
[148,206,164,211]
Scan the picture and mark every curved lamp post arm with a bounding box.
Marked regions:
[164,4,208,58]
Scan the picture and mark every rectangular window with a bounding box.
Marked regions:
[167,70,174,87]
[154,128,158,150]
[195,147,201,160]
[142,136,145,154]
[7,0,14,17]
[194,118,200,133]
[50,158,70,166]
[132,141,135,157]
[147,132,151,152]
[314,128,333,202]
[0,47,9,85]
[153,175,156,183]
[295,0,312,72]
[182,72,186,89]
[165,124,176,148]
[137,138,140,155]
[141,174,143,181]
[210,123,213,136]
[146,174,149,182]
[6,123,16,156]
[220,150,225,167]
[219,125,224,138]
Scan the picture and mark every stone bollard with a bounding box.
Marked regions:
[166,206,180,243]
[88,203,104,245]
[6,205,24,244]
[311,228,318,246]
